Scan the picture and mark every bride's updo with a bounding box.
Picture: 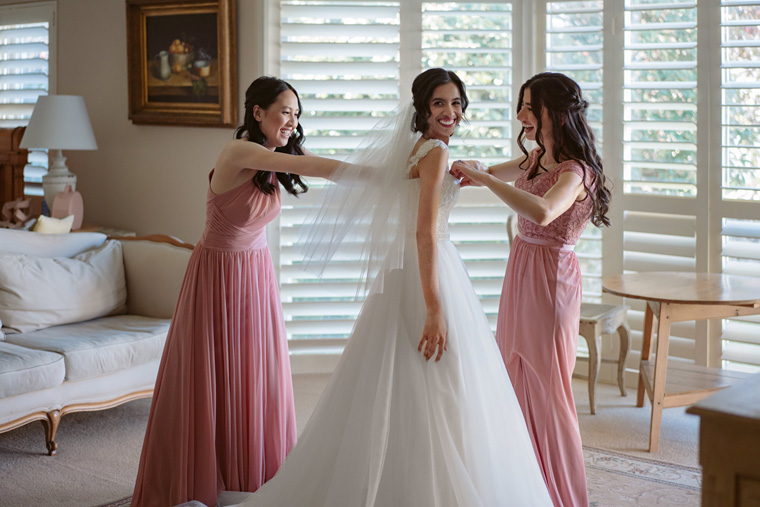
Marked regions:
[411,68,469,134]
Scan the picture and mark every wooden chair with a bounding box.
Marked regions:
[506,214,630,414]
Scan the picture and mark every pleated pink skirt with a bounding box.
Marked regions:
[496,234,588,507]
[131,244,297,507]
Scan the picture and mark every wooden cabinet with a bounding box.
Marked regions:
[687,373,760,507]
[0,127,28,208]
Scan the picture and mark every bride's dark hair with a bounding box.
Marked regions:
[234,76,308,197]
[411,68,469,133]
[517,72,611,228]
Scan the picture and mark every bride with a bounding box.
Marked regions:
[214,68,552,506]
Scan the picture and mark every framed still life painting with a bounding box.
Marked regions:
[126,0,237,127]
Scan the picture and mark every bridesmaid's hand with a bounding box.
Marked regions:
[418,311,448,362]
[450,160,488,187]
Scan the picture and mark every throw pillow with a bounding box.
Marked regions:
[0,240,128,334]
[32,214,74,234]
[0,228,107,258]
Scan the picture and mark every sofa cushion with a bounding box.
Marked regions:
[0,341,65,397]
[121,239,193,319]
[0,240,127,334]
[4,315,170,381]
[0,228,106,258]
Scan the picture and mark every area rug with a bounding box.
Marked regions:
[99,447,701,507]
[585,446,701,506]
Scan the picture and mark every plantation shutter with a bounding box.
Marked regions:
[718,0,760,373]
[620,0,703,366]
[544,0,605,303]
[276,1,401,370]
[421,1,514,328]
[0,2,55,198]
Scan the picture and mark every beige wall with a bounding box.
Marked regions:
[2,0,264,242]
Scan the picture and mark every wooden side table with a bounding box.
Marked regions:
[603,272,759,451]
[687,373,760,506]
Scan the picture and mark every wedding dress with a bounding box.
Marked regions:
[210,137,553,507]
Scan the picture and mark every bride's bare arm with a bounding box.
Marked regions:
[213,139,343,193]
[414,146,448,363]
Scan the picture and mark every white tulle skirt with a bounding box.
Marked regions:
[216,238,552,507]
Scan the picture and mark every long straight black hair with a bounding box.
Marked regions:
[517,72,611,228]
[234,76,308,197]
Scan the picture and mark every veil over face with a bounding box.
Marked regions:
[298,102,419,297]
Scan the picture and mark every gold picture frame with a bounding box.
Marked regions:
[126,0,237,127]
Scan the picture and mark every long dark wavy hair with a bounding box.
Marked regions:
[411,68,469,134]
[234,76,308,196]
[517,72,611,227]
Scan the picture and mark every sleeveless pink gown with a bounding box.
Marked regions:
[496,150,594,507]
[131,173,297,507]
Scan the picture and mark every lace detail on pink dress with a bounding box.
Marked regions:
[515,148,595,245]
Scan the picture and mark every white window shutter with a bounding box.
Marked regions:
[619,0,702,366]
[545,0,605,303]
[422,2,514,329]
[719,0,760,373]
[0,2,55,198]
[277,1,401,370]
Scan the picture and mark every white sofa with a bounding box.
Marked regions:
[0,229,193,455]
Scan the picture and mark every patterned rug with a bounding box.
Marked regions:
[585,446,701,506]
[100,447,701,507]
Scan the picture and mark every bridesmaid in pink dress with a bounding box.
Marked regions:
[131,77,342,507]
[451,72,611,507]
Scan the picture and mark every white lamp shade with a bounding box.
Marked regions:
[20,95,98,150]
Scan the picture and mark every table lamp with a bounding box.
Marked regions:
[20,95,98,208]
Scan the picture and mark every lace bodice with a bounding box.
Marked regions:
[404,138,460,238]
[516,148,595,245]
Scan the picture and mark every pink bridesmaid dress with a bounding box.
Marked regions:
[131,172,297,507]
[496,150,594,507]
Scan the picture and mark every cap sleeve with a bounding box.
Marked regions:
[408,138,448,169]
[558,160,594,188]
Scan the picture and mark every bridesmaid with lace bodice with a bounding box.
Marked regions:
[452,72,611,507]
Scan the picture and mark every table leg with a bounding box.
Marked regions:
[637,303,656,407]
[617,321,630,397]
[588,329,601,415]
[649,303,671,452]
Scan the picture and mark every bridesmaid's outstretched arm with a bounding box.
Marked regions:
[216,139,343,182]
[455,163,585,227]
[450,156,525,186]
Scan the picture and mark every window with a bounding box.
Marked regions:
[619,0,701,367]
[271,0,760,374]
[0,1,55,197]
[719,0,760,372]
[422,2,514,325]
[276,1,401,369]
[545,0,605,302]
[273,1,516,370]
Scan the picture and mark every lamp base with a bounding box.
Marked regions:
[42,150,77,209]
[42,172,77,210]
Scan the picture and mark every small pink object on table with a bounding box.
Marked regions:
[52,185,84,230]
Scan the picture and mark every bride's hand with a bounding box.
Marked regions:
[450,160,488,187]
[418,312,448,362]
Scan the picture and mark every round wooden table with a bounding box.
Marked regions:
[602,272,760,452]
